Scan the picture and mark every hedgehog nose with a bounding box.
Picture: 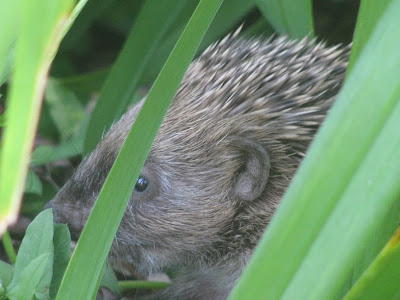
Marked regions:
[44,199,89,241]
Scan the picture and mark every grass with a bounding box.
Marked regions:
[1,0,400,299]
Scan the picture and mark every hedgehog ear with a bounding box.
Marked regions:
[230,137,270,202]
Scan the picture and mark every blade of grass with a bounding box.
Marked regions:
[83,0,187,154]
[254,0,313,38]
[55,0,224,299]
[0,0,74,236]
[1,231,16,264]
[347,0,392,72]
[142,0,255,84]
[119,280,169,291]
[0,0,20,86]
[344,227,400,300]
[230,0,400,298]
[281,88,400,300]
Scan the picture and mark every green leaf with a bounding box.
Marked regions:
[30,137,83,167]
[230,0,400,299]
[24,170,43,195]
[254,0,313,38]
[142,0,255,84]
[8,209,54,297]
[49,224,71,299]
[45,78,86,142]
[0,0,20,86]
[199,0,255,54]
[56,68,110,99]
[0,0,74,235]
[119,280,169,291]
[83,0,188,154]
[100,263,121,295]
[347,0,392,72]
[1,231,16,265]
[344,227,400,300]
[6,253,51,300]
[0,260,14,288]
[21,182,58,219]
[56,0,224,299]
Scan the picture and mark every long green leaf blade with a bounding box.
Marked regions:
[254,0,313,38]
[0,0,19,86]
[347,0,392,71]
[83,0,187,154]
[281,86,400,300]
[230,0,400,298]
[344,227,400,300]
[0,0,74,235]
[56,1,224,299]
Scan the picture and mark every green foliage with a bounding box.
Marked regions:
[24,171,43,195]
[254,0,313,37]
[347,0,392,71]
[0,0,19,85]
[5,210,53,299]
[83,0,189,154]
[344,228,400,300]
[45,79,86,142]
[0,0,74,233]
[49,225,70,299]
[0,210,119,299]
[1,0,400,298]
[0,260,13,290]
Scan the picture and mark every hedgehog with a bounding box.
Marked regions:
[46,33,349,299]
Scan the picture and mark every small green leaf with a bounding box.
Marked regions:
[6,253,51,300]
[0,260,14,288]
[8,209,54,297]
[24,170,43,195]
[100,263,121,295]
[45,79,86,142]
[50,224,71,299]
[30,136,83,167]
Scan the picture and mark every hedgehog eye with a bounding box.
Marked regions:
[134,176,149,192]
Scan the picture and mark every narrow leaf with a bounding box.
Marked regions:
[0,0,20,86]
[83,0,187,154]
[347,0,392,72]
[344,227,400,300]
[254,0,313,38]
[49,224,71,299]
[0,0,74,235]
